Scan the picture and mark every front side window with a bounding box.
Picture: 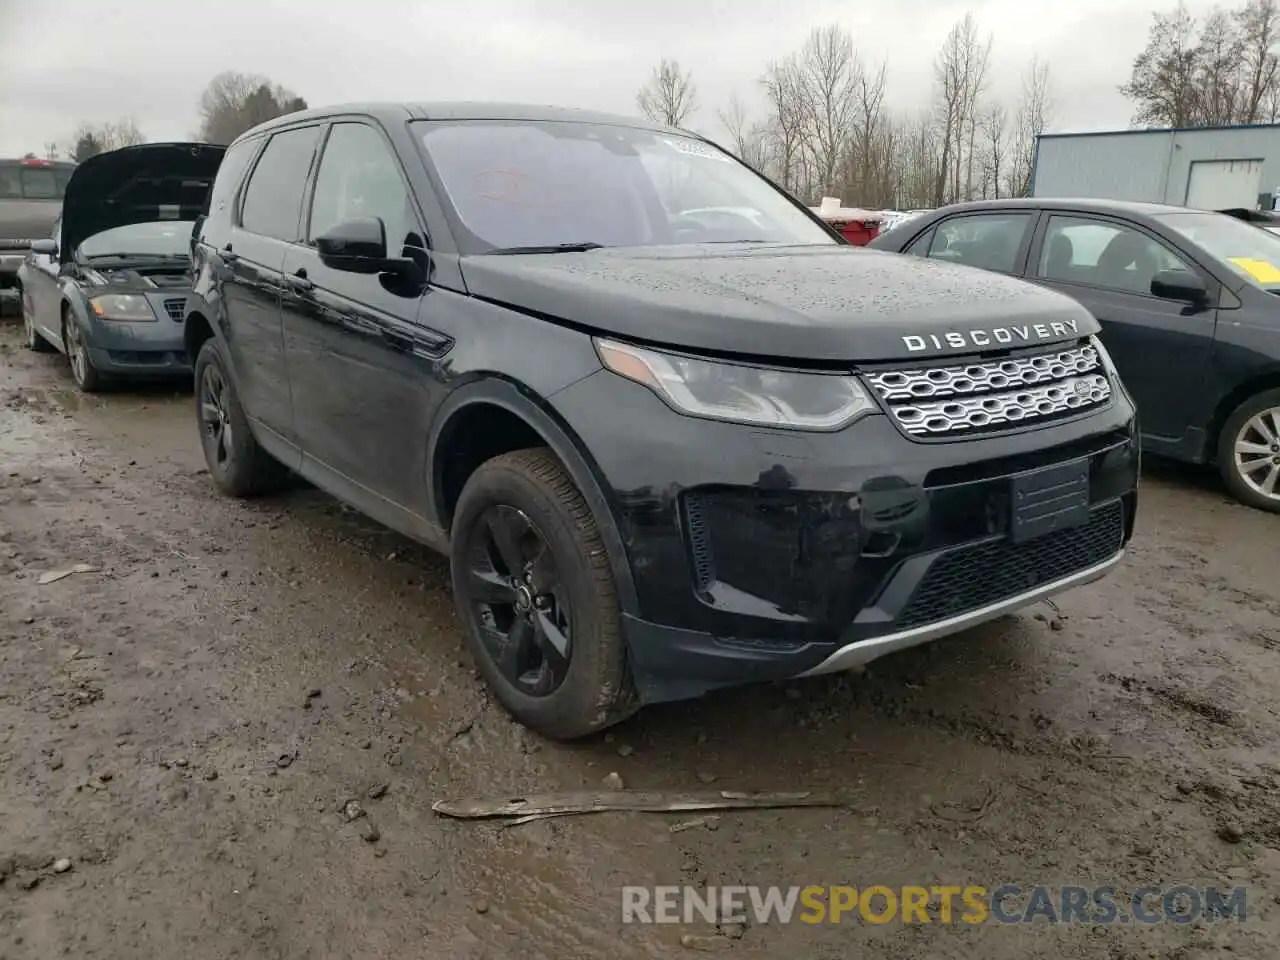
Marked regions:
[308,123,418,251]
[79,221,197,259]
[414,119,835,253]
[923,213,1032,273]
[1036,216,1191,295]
[239,125,321,242]
[1156,210,1280,291]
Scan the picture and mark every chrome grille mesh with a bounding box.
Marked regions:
[864,343,1112,437]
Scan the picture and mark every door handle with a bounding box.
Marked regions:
[221,243,238,264]
[288,269,314,293]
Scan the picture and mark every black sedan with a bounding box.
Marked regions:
[18,142,224,392]
[869,198,1280,513]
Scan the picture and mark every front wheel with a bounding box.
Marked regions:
[193,338,290,497]
[1218,387,1280,513]
[450,448,635,740]
[63,315,104,392]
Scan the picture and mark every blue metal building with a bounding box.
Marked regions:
[1030,122,1280,210]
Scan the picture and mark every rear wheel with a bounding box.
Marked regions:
[62,313,104,392]
[1218,387,1280,513]
[21,289,54,352]
[450,448,635,740]
[194,338,290,497]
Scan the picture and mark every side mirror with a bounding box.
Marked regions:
[30,238,57,258]
[316,217,392,275]
[1151,269,1208,304]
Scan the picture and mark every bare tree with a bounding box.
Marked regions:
[760,55,808,195]
[1006,56,1053,198]
[979,102,1008,199]
[65,117,146,161]
[794,25,863,198]
[1196,9,1246,124]
[198,71,308,145]
[1237,0,1280,122]
[717,93,769,170]
[636,58,698,128]
[933,13,992,203]
[1120,3,1205,127]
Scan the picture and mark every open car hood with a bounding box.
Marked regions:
[61,142,225,262]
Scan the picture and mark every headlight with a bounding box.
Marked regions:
[594,338,875,430]
[89,294,156,322]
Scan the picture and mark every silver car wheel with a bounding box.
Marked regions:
[1233,405,1280,501]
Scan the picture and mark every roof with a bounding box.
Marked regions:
[932,197,1194,217]
[1039,120,1280,140]
[236,101,682,142]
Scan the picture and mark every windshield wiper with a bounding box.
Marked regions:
[486,242,605,255]
[87,253,189,261]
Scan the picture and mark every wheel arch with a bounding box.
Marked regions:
[427,376,639,616]
[1206,368,1280,463]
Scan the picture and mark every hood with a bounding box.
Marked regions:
[0,199,62,244]
[459,244,1101,363]
[61,142,225,263]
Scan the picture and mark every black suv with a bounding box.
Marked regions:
[186,103,1139,739]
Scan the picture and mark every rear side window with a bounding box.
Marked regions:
[205,137,260,219]
[239,126,321,241]
[924,213,1032,273]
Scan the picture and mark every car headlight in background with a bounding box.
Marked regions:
[89,294,156,322]
[594,338,875,430]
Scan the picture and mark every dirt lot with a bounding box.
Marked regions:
[1,322,1279,959]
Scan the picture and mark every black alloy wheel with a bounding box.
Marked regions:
[463,504,573,697]
[200,362,234,473]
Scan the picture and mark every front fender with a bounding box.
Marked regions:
[426,376,640,617]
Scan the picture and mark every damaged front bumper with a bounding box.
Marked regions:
[553,369,1139,705]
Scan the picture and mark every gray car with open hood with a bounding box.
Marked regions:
[17,141,224,391]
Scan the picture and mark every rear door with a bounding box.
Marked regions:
[222,126,322,444]
[1025,212,1218,444]
[900,210,1037,276]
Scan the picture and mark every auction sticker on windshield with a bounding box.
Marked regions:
[664,139,731,162]
[1227,256,1280,284]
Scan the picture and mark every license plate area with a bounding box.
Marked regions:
[1009,458,1091,544]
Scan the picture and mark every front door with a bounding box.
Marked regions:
[281,120,443,520]
[1027,213,1217,445]
[22,218,62,343]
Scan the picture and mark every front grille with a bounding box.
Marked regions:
[162,297,187,322]
[864,343,1111,437]
[894,500,1123,630]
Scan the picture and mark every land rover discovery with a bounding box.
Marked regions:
[185,102,1139,739]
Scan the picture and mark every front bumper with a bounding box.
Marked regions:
[552,369,1139,705]
[82,291,192,377]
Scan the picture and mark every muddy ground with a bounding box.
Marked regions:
[1,322,1278,960]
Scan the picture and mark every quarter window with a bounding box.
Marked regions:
[1036,215,1192,296]
[308,123,419,251]
[239,126,321,242]
[205,137,260,219]
[921,213,1032,273]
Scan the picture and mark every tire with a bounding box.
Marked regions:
[193,338,290,497]
[62,312,105,392]
[450,448,635,740]
[1217,387,1280,513]
[21,289,54,353]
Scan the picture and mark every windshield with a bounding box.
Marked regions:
[1156,211,1280,287]
[414,119,836,252]
[79,220,196,259]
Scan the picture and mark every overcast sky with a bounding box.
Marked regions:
[0,0,1225,157]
